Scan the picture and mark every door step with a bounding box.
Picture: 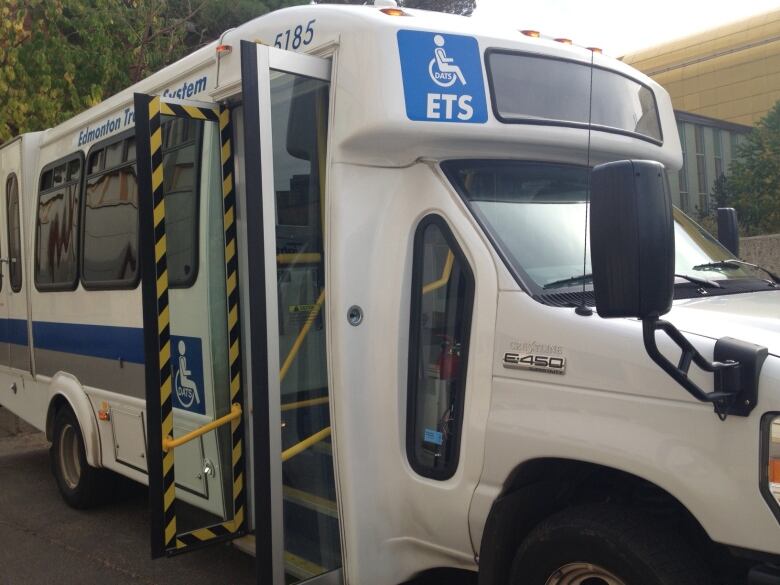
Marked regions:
[283,485,338,518]
[232,534,257,557]
[230,535,327,580]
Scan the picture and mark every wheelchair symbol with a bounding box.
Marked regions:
[428,34,467,88]
[175,340,201,409]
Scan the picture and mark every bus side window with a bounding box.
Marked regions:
[82,136,139,288]
[35,155,83,291]
[6,173,22,292]
[406,215,474,480]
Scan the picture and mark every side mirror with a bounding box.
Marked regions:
[590,160,674,319]
[589,160,766,419]
[717,207,740,257]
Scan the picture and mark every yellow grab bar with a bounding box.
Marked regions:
[280,396,330,412]
[422,250,454,295]
[282,426,331,462]
[280,289,326,382]
[163,403,242,452]
[277,252,322,265]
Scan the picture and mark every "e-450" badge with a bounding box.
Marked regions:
[503,352,566,375]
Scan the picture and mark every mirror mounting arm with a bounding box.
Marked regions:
[642,317,742,419]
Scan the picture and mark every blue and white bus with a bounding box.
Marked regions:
[1,3,779,585]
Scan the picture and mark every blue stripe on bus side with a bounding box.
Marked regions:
[0,318,29,346]
[0,318,145,364]
[32,321,145,364]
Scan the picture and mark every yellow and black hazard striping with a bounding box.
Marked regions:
[218,104,247,540]
[145,95,179,550]
[142,96,246,554]
[159,101,220,122]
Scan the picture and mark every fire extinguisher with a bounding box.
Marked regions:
[436,335,462,380]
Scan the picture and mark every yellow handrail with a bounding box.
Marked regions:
[280,396,330,412]
[422,250,454,294]
[277,252,322,265]
[282,426,331,462]
[163,403,242,452]
[279,289,326,382]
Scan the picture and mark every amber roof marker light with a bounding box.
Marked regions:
[520,30,541,37]
[381,7,411,16]
[554,38,573,44]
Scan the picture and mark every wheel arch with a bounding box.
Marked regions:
[477,457,716,585]
[45,373,101,468]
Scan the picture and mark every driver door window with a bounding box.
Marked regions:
[406,215,474,480]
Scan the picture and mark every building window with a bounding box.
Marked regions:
[406,215,474,480]
[713,128,723,178]
[35,154,82,291]
[6,173,22,292]
[82,135,139,288]
[677,122,690,212]
[730,132,738,159]
[694,125,708,212]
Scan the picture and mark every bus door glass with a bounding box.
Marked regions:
[133,94,247,557]
[240,42,341,585]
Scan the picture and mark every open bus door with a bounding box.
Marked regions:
[134,94,247,557]
[239,42,341,585]
[135,41,339,584]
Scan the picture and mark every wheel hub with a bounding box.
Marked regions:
[544,562,626,585]
[58,423,81,490]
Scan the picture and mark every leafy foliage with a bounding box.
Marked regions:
[723,101,780,236]
[316,0,476,16]
[402,0,475,15]
[0,0,305,143]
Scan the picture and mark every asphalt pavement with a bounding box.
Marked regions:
[0,411,255,585]
[0,408,475,585]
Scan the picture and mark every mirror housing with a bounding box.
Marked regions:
[590,161,767,419]
[590,160,674,320]
[717,207,740,257]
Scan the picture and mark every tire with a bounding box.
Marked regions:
[50,406,107,509]
[509,504,713,585]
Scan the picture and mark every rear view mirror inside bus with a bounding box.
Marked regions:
[590,159,675,320]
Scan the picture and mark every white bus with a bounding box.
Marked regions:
[1,3,779,584]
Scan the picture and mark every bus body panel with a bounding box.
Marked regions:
[327,161,497,581]
[470,290,780,558]
[0,134,39,429]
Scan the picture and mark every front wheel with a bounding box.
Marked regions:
[50,406,108,509]
[510,505,712,585]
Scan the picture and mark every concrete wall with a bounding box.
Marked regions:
[741,233,780,275]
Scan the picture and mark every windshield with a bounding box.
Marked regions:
[443,160,758,294]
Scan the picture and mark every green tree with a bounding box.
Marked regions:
[0,0,305,143]
[316,0,476,16]
[403,0,475,15]
[725,100,780,235]
[696,173,732,235]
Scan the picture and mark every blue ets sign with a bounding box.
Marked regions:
[171,335,206,415]
[397,30,488,124]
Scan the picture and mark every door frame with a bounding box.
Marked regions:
[134,93,247,558]
[239,40,336,585]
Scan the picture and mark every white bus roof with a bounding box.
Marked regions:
[36,4,682,170]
